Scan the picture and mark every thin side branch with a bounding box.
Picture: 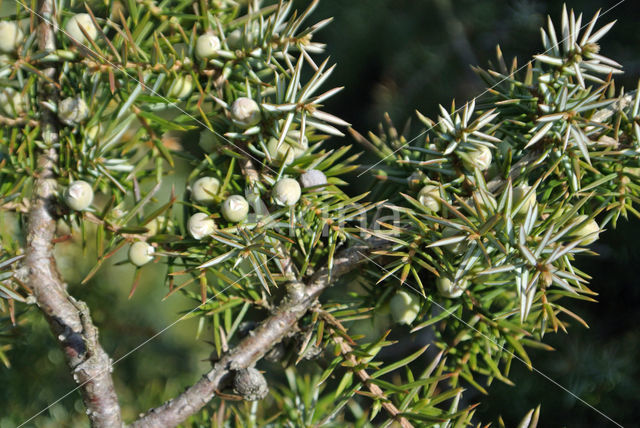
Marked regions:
[131,238,390,428]
[25,2,122,426]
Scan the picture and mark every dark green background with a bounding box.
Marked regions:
[2,1,640,426]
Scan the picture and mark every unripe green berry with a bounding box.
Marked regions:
[436,277,468,298]
[187,212,216,240]
[462,145,492,171]
[195,33,221,59]
[266,133,308,165]
[0,88,27,117]
[191,177,220,204]
[166,75,194,99]
[300,169,328,189]
[230,97,261,127]
[0,22,24,53]
[221,195,249,223]
[513,184,536,215]
[64,180,94,211]
[273,178,301,206]
[389,290,421,325]
[58,97,89,125]
[418,185,441,213]
[65,13,98,45]
[266,138,295,165]
[568,215,600,246]
[144,216,165,237]
[128,241,155,267]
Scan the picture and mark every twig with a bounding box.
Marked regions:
[25,2,122,426]
[130,238,390,428]
[318,309,414,428]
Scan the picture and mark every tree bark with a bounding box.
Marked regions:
[131,238,390,428]
[25,1,122,426]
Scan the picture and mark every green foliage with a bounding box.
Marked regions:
[1,0,639,426]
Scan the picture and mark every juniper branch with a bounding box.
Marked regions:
[24,2,122,426]
[130,238,390,428]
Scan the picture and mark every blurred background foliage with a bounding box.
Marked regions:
[2,0,640,426]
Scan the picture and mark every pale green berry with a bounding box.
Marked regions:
[166,75,193,99]
[418,185,441,213]
[300,169,328,189]
[191,177,220,204]
[188,212,216,239]
[221,195,249,223]
[436,277,468,298]
[0,22,24,53]
[513,184,536,215]
[58,97,89,125]
[462,145,492,171]
[273,178,301,206]
[266,132,308,165]
[144,216,165,237]
[195,33,221,59]
[389,290,421,325]
[64,180,94,211]
[65,13,98,45]
[0,88,27,117]
[267,138,295,165]
[568,215,600,246]
[230,97,261,127]
[128,241,155,267]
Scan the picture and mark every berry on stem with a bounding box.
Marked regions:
[187,212,216,240]
[191,177,220,205]
[390,290,421,325]
[230,97,261,128]
[272,178,301,206]
[166,75,194,99]
[436,277,468,298]
[64,180,94,211]
[300,169,328,189]
[462,145,492,171]
[195,33,221,59]
[0,22,24,53]
[65,13,98,45]
[513,184,536,215]
[0,88,27,117]
[58,97,89,125]
[128,241,155,267]
[418,185,441,213]
[221,195,249,223]
[568,215,600,245]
